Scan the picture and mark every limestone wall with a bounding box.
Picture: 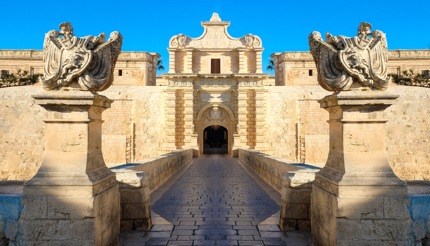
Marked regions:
[265,85,430,181]
[1,84,429,181]
[265,87,330,166]
[101,87,166,166]
[0,50,159,87]
[0,86,167,180]
[386,87,430,180]
[272,50,430,87]
[0,87,45,180]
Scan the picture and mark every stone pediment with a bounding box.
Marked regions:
[169,13,262,49]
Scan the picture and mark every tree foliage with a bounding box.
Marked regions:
[266,58,275,71]
[0,69,42,88]
[156,58,164,71]
[389,69,430,88]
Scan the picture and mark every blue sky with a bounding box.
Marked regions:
[1,0,429,73]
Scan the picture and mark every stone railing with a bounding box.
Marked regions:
[237,149,320,231]
[111,149,194,231]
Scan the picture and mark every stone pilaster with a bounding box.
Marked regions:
[18,91,120,246]
[246,89,256,148]
[235,89,248,151]
[254,88,267,152]
[311,91,412,245]
[168,48,176,74]
[163,89,177,151]
[238,49,246,73]
[184,49,193,74]
[255,49,263,74]
[183,88,195,150]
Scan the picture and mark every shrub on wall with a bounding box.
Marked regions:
[390,70,430,87]
[0,69,41,87]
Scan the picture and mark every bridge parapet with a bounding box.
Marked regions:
[237,149,320,231]
[110,149,194,231]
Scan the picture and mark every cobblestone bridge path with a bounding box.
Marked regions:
[120,155,311,246]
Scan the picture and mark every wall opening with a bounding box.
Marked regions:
[211,59,221,74]
[203,125,227,154]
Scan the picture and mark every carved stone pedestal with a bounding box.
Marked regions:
[18,91,120,246]
[311,91,412,245]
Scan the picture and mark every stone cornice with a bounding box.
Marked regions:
[0,50,159,63]
[272,49,430,64]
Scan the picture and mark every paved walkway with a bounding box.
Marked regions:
[120,155,311,246]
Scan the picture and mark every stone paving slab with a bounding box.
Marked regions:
[120,155,311,245]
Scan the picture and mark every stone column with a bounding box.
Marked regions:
[18,91,120,246]
[311,91,411,245]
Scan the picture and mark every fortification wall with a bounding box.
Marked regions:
[0,84,428,181]
[272,50,430,86]
[0,86,166,180]
[0,50,158,87]
[265,85,430,181]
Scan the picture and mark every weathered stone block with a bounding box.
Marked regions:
[4,220,18,241]
[281,203,308,219]
[412,219,427,241]
[122,204,150,220]
[120,220,134,231]
[47,196,95,219]
[383,196,410,219]
[20,197,48,219]
[337,197,383,219]
[336,219,360,240]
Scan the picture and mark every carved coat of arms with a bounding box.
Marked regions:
[309,22,390,91]
[41,22,122,91]
[204,106,226,122]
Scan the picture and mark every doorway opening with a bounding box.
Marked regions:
[203,125,228,154]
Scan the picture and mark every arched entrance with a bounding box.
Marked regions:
[196,104,236,156]
[203,125,228,154]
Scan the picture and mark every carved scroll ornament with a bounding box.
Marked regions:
[309,22,390,91]
[243,34,262,48]
[170,34,188,48]
[41,22,122,91]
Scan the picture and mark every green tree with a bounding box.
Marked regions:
[266,58,275,71]
[156,58,164,71]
